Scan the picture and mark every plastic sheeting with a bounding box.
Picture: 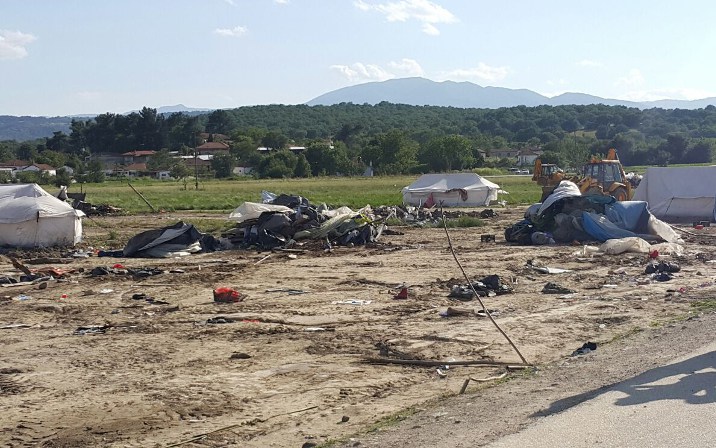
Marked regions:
[537,181,581,215]
[123,221,204,258]
[228,202,293,223]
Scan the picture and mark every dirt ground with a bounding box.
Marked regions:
[1,206,715,447]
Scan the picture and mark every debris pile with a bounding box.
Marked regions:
[504,181,682,246]
[224,192,384,250]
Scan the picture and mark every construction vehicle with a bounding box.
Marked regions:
[533,148,632,202]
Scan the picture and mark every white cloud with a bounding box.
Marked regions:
[576,59,602,68]
[0,30,37,60]
[330,63,395,82]
[439,62,510,83]
[616,68,644,87]
[388,58,424,76]
[214,26,248,37]
[621,87,716,102]
[275,0,290,3]
[332,58,425,82]
[354,0,457,35]
[76,91,103,101]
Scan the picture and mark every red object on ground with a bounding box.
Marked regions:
[648,250,659,259]
[213,287,243,303]
[393,287,409,300]
[112,263,125,269]
[694,224,704,230]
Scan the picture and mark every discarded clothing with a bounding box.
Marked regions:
[571,341,597,356]
[542,282,575,294]
[645,261,681,274]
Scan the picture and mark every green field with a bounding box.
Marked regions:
[74,175,540,215]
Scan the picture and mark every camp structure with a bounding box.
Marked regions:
[402,173,502,207]
[633,166,716,222]
[0,183,84,248]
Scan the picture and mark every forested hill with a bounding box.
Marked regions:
[0,115,74,141]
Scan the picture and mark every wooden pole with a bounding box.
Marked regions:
[127,182,157,213]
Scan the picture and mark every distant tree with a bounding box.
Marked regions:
[46,131,71,153]
[419,135,475,171]
[211,152,235,178]
[293,154,311,178]
[170,162,191,184]
[683,140,713,163]
[261,131,288,151]
[258,151,298,178]
[86,159,105,183]
[147,149,174,171]
[35,150,66,169]
[54,167,72,187]
[205,109,236,135]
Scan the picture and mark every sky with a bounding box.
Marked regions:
[2,0,716,116]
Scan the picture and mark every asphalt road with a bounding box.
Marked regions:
[487,340,716,448]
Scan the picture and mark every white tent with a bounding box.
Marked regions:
[633,166,716,222]
[0,184,84,247]
[402,173,502,207]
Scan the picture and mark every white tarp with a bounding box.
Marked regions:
[228,202,292,223]
[0,183,84,247]
[633,166,716,222]
[402,173,501,207]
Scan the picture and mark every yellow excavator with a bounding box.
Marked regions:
[533,149,632,202]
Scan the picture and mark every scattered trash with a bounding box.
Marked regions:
[73,324,110,336]
[528,261,572,274]
[331,300,372,305]
[60,293,68,299]
[207,316,234,324]
[645,261,681,274]
[393,287,409,300]
[542,282,575,294]
[15,294,30,301]
[1,323,31,329]
[480,234,496,243]
[230,352,251,360]
[99,288,114,294]
[265,288,307,295]
[448,274,512,300]
[571,341,597,356]
[304,327,335,332]
[213,287,244,303]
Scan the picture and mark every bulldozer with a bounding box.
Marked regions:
[533,148,632,202]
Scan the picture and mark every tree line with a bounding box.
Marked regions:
[1,103,715,182]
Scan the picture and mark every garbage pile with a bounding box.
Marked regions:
[372,205,497,226]
[224,192,383,250]
[504,181,682,246]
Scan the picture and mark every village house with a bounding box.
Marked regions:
[195,141,230,155]
[517,147,543,166]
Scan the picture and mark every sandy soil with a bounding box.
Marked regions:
[1,207,715,447]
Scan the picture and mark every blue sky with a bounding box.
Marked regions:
[2,0,715,116]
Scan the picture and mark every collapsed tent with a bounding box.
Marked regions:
[0,183,84,248]
[226,193,382,249]
[402,173,503,207]
[633,166,716,222]
[123,221,216,257]
[506,181,681,245]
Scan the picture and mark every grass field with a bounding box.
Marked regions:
[74,175,540,214]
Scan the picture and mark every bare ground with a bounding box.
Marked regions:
[1,207,715,447]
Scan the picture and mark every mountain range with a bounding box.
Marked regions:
[306,77,716,110]
[4,80,716,141]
